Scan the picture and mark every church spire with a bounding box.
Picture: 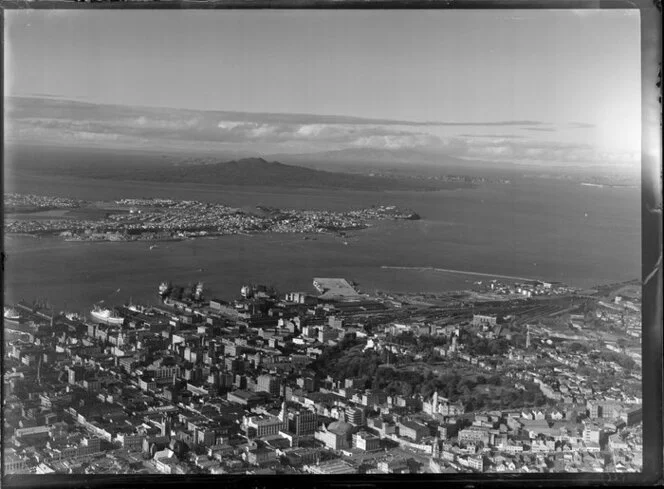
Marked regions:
[433,434,441,458]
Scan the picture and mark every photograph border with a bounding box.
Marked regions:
[0,0,661,487]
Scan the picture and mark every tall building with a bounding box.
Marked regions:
[280,402,318,437]
[67,366,84,385]
[245,415,283,438]
[257,374,280,396]
[345,406,365,426]
[279,401,288,425]
[288,410,318,436]
[160,415,172,437]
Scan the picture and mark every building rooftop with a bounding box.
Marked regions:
[328,420,354,435]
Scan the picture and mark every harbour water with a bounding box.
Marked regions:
[3,169,640,312]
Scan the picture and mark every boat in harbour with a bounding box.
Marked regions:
[4,306,21,324]
[126,298,153,315]
[90,305,125,325]
[158,281,174,300]
[64,311,83,322]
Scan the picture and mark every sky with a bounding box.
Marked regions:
[5,9,641,166]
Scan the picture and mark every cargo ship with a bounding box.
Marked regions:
[90,305,125,325]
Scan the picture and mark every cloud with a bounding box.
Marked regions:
[217,120,248,130]
[438,120,547,127]
[6,96,632,165]
[567,122,596,129]
[568,9,600,18]
[9,103,442,152]
[457,134,526,139]
[438,135,639,166]
[351,133,442,150]
[8,95,549,128]
[132,116,201,130]
[295,124,329,137]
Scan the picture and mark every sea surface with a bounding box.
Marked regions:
[4,167,641,312]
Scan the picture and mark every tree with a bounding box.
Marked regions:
[488,375,502,386]
[568,342,589,354]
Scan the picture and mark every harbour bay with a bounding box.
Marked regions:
[4,170,640,312]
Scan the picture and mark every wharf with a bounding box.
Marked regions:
[15,302,55,322]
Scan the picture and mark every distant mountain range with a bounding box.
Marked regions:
[266,147,490,176]
[272,147,457,166]
[150,157,458,191]
[6,143,468,191]
[7,141,637,190]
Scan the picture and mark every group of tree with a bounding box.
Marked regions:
[566,341,591,354]
[589,349,637,371]
[462,335,510,356]
[311,334,552,412]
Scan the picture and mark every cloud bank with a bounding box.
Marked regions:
[6,96,635,167]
